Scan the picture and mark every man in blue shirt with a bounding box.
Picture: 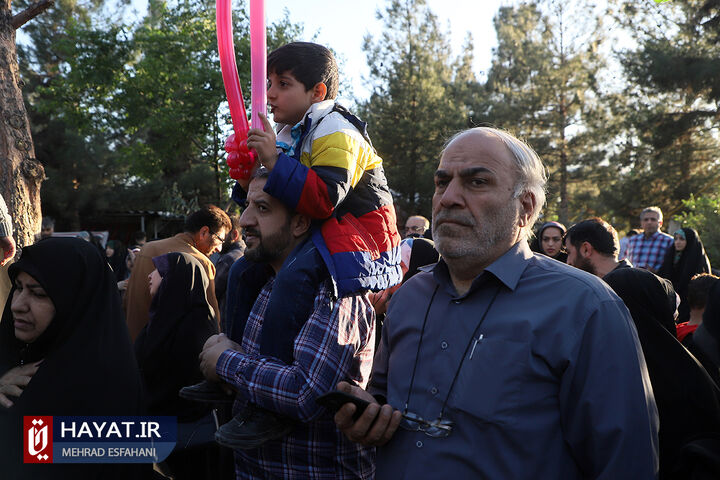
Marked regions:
[626,206,674,273]
[334,128,660,479]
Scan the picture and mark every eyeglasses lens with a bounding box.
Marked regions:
[399,411,453,438]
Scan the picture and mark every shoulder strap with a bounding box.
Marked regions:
[331,104,377,153]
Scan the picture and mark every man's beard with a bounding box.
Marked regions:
[432,200,519,262]
[243,226,292,265]
[575,256,598,276]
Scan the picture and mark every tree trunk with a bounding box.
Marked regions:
[0,0,46,249]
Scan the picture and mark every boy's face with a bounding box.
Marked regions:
[267,71,321,125]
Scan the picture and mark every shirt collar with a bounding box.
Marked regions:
[425,240,533,298]
[276,100,336,154]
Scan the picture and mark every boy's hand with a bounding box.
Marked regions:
[247,113,278,170]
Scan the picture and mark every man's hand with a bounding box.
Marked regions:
[247,113,278,170]
[333,381,402,447]
[0,361,42,408]
[199,334,242,382]
[0,235,16,267]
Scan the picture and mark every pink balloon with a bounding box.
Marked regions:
[217,0,265,179]
[250,0,266,131]
[215,0,249,140]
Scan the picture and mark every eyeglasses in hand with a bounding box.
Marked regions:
[399,410,453,438]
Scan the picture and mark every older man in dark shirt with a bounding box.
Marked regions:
[334,128,659,479]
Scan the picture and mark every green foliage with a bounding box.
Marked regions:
[359,0,475,218]
[16,0,719,233]
[18,0,304,229]
[17,0,132,230]
[115,0,230,207]
[602,0,720,227]
[674,188,720,265]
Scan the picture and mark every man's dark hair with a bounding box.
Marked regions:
[252,167,271,181]
[267,42,339,100]
[184,205,232,235]
[229,213,242,233]
[687,273,719,310]
[133,230,146,243]
[565,217,619,257]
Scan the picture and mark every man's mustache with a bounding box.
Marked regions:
[242,228,261,240]
[433,211,476,227]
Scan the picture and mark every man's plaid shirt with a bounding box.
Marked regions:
[216,278,375,480]
[626,231,674,271]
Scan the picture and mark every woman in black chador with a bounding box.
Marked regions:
[134,252,220,479]
[0,237,147,479]
[659,228,711,323]
[604,268,720,480]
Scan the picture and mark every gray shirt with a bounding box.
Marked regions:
[370,240,659,479]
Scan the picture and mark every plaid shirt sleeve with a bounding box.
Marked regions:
[216,283,375,422]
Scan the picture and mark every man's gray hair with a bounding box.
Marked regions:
[443,127,547,240]
[640,206,663,223]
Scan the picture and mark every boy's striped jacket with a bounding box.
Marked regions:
[264,100,402,295]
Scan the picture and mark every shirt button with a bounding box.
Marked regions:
[416,440,423,448]
[431,387,438,395]
[441,341,448,349]
[453,300,461,304]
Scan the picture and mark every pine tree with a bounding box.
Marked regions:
[603,0,720,224]
[360,0,475,218]
[475,0,613,224]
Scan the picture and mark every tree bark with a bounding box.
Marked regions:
[1,0,46,249]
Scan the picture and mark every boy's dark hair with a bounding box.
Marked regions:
[565,217,619,257]
[133,230,146,243]
[267,42,339,100]
[687,273,719,310]
[184,205,232,236]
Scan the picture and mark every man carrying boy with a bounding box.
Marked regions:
[199,170,376,479]
[184,42,401,452]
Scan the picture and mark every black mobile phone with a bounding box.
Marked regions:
[316,390,371,420]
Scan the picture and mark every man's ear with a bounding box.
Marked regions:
[580,241,594,258]
[517,191,536,229]
[197,225,210,240]
[230,228,240,242]
[311,82,328,102]
[290,213,312,238]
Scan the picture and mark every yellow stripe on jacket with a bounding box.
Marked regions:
[300,131,383,189]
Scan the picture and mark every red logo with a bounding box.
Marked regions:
[23,416,53,463]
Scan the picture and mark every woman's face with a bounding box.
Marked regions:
[11,271,56,344]
[148,269,162,297]
[105,245,115,258]
[674,234,687,252]
[541,227,564,258]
